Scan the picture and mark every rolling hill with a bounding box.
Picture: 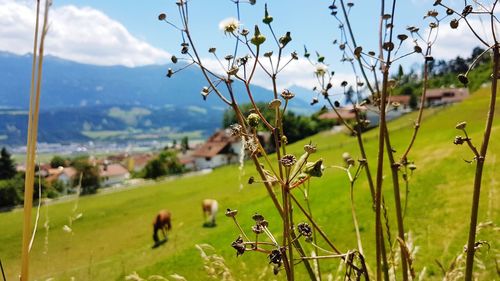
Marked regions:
[0,87,497,280]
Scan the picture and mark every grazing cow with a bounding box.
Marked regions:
[153,210,172,244]
[202,199,218,227]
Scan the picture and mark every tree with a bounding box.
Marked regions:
[72,158,100,194]
[143,158,167,179]
[0,147,16,180]
[143,150,184,179]
[181,136,189,152]
[50,155,66,168]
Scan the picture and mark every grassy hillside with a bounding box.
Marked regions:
[0,87,498,280]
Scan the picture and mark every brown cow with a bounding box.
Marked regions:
[202,199,218,227]
[153,210,172,244]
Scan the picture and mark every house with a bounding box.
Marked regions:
[99,163,130,186]
[318,106,360,123]
[388,95,412,112]
[192,129,242,170]
[44,166,77,187]
[126,153,154,172]
[425,88,469,107]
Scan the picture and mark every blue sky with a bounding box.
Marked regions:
[0,0,485,90]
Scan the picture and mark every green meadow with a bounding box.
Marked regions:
[0,88,498,280]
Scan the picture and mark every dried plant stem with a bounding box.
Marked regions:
[0,259,5,281]
[399,61,430,163]
[289,193,368,280]
[464,45,499,281]
[383,125,409,281]
[21,1,48,280]
[339,0,375,94]
[350,181,364,256]
[375,69,389,281]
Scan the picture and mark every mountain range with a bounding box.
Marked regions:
[0,51,313,145]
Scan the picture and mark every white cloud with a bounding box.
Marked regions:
[432,19,495,60]
[0,0,170,67]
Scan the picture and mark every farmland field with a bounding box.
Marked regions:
[0,87,499,280]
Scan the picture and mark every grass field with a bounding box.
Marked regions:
[0,88,499,280]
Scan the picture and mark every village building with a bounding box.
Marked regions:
[192,129,242,170]
[99,163,130,186]
[424,88,469,107]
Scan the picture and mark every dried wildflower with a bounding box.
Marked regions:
[251,224,264,234]
[446,8,454,15]
[227,66,239,76]
[225,209,238,217]
[383,42,394,51]
[450,19,459,29]
[247,113,260,128]
[454,136,465,145]
[171,55,178,64]
[354,46,362,59]
[268,99,281,109]
[268,249,282,265]
[280,154,297,167]
[334,100,340,107]
[263,4,273,24]
[166,68,174,78]
[457,73,468,85]
[304,159,324,177]
[252,213,265,222]
[224,55,234,61]
[280,89,295,100]
[456,121,467,130]
[219,17,240,35]
[279,32,292,47]
[251,25,266,46]
[201,87,209,100]
[397,34,408,41]
[304,143,317,154]
[259,219,269,228]
[341,81,348,87]
[462,5,472,17]
[158,13,167,21]
[315,63,328,77]
[247,176,255,184]
[231,236,245,256]
[408,163,417,171]
[310,97,319,106]
[229,124,243,136]
[433,0,441,6]
[414,45,422,53]
[240,28,249,36]
[291,51,298,60]
[297,222,312,237]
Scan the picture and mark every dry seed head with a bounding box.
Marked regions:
[225,209,238,217]
[268,99,281,109]
[457,73,468,85]
[219,17,240,35]
[297,222,313,237]
[280,89,295,100]
[280,154,297,167]
[158,13,167,21]
[454,136,465,145]
[247,113,260,128]
[455,121,467,130]
[304,143,317,154]
[450,19,459,29]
